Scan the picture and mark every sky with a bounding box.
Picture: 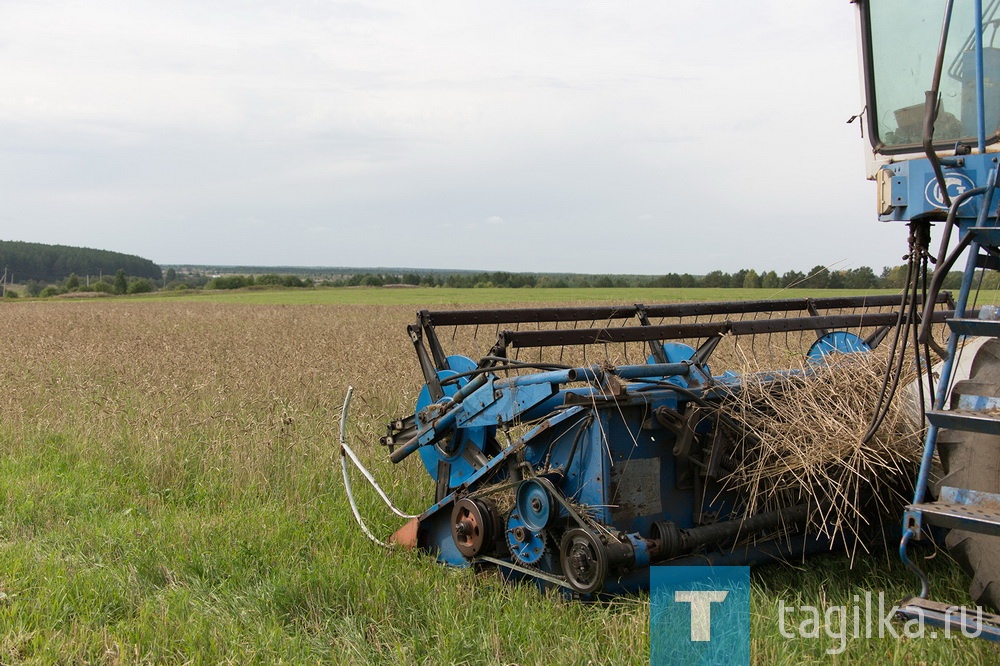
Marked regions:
[0,1,904,275]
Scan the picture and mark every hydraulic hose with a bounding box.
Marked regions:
[919,186,987,346]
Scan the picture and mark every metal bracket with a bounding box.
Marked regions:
[897,596,1000,642]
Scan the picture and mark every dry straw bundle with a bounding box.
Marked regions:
[715,341,925,559]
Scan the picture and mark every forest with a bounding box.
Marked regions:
[0,240,162,283]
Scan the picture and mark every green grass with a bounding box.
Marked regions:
[0,432,647,664]
[2,436,995,664]
[750,552,1000,665]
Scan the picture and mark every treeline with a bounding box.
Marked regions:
[9,263,980,299]
[0,240,161,282]
[17,269,156,298]
[202,274,312,290]
[318,264,969,290]
[7,270,317,298]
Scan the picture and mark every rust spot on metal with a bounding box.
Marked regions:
[390,518,420,548]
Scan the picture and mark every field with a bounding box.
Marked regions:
[1,288,998,664]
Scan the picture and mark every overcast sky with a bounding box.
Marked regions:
[0,1,902,275]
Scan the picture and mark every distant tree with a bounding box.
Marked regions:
[781,270,806,288]
[804,265,830,288]
[942,271,964,289]
[703,270,731,288]
[982,271,1000,290]
[537,275,569,288]
[127,278,154,294]
[880,265,908,289]
[650,273,682,288]
[490,271,512,287]
[742,269,761,289]
[165,268,177,283]
[114,269,128,295]
[206,275,252,290]
[844,266,878,289]
[761,270,780,289]
[256,274,284,286]
[65,273,80,290]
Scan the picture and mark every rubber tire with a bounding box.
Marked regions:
[937,338,1000,610]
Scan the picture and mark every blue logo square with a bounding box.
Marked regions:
[650,566,750,666]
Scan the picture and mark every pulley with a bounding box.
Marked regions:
[559,528,608,595]
[506,508,546,566]
[515,478,554,532]
[451,497,500,558]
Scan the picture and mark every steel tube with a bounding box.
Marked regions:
[613,363,690,379]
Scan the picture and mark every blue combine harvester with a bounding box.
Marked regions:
[379,298,947,595]
[356,0,1000,638]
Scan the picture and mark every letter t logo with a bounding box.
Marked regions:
[674,590,729,641]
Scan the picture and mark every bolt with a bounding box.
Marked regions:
[531,497,543,512]
[512,526,527,542]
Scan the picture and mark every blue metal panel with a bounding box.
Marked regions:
[955,393,1000,412]
[878,154,1000,222]
[573,413,612,525]
[890,174,908,207]
[457,381,555,428]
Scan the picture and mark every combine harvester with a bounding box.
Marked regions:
[343,0,1000,638]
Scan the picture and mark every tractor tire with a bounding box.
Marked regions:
[937,337,1000,611]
